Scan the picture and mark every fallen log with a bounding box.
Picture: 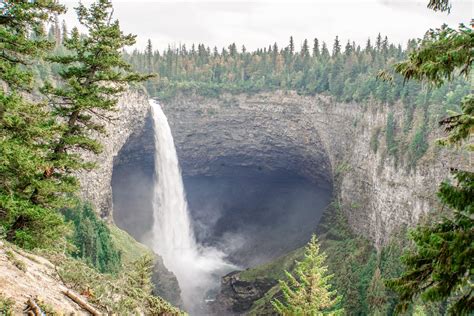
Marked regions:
[62,290,101,316]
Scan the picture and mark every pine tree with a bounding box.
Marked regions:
[272,235,343,315]
[61,20,68,42]
[332,36,341,56]
[386,1,473,314]
[42,0,153,188]
[289,36,295,55]
[301,39,310,58]
[0,0,70,249]
[145,38,153,73]
[313,38,320,58]
[321,42,330,59]
[375,33,382,51]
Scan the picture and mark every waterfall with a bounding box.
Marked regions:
[149,99,233,313]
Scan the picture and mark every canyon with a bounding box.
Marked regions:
[79,89,466,312]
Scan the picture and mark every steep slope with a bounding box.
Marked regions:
[0,240,89,315]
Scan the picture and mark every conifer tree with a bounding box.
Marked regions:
[386,1,473,314]
[272,235,343,315]
[313,38,320,57]
[301,39,310,58]
[0,0,69,249]
[289,36,295,55]
[42,0,152,190]
[332,36,341,56]
[146,38,153,73]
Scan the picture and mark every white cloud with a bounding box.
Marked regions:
[61,0,472,51]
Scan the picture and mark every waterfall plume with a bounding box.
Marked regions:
[149,99,234,313]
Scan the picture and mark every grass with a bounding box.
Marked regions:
[108,225,152,265]
[0,294,14,316]
[5,249,26,272]
[239,247,304,282]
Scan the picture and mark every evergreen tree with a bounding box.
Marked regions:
[375,33,382,51]
[321,42,330,59]
[42,0,152,190]
[145,38,153,73]
[61,19,68,42]
[272,235,343,315]
[313,38,320,57]
[332,36,341,56]
[289,36,295,55]
[386,1,473,314]
[0,0,70,249]
[301,39,310,58]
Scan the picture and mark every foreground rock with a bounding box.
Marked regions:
[210,271,276,315]
[0,241,90,315]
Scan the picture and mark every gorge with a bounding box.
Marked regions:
[104,90,462,313]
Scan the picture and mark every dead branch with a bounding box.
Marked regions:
[63,290,101,316]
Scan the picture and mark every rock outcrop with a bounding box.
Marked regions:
[0,241,89,315]
[210,271,276,315]
[76,89,150,218]
[156,91,467,247]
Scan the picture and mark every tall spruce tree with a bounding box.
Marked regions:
[42,0,152,196]
[0,0,71,249]
[332,36,341,56]
[386,1,473,314]
[272,235,343,315]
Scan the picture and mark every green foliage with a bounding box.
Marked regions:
[0,293,14,316]
[386,2,473,314]
[395,24,471,86]
[272,235,344,315]
[407,124,429,169]
[385,112,398,157]
[0,0,72,250]
[1,0,150,251]
[0,0,65,89]
[54,253,183,315]
[41,0,153,181]
[240,248,304,282]
[63,203,121,274]
[387,171,474,314]
[318,203,379,314]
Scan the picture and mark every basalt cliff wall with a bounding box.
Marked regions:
[89,90,467,247]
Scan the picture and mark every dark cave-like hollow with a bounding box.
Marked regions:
[112,159,332,268]
[112,112,333,268]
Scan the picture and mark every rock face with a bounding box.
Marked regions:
[75,89,182,306]
[210,272,276,315]
[157,91,466,247]
[76,89,150,218]
[0,241,88,315]
[97,89,465,248]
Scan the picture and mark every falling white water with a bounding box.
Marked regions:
[149,99,234,314]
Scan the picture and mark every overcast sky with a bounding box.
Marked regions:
[61,0,472,52]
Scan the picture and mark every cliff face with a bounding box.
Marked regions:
[76,89,150,218]
[87,89,459,246]
[158,91,462,247]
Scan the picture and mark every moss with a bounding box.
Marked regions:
[239,247,304,282]
[248,285,280,315]
[108,225,152,265]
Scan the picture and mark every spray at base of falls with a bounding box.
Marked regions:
[149,99,235,313]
